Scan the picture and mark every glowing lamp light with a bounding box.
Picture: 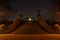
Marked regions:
[28,18,32,21]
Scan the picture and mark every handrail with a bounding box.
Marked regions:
[37,16,56,34]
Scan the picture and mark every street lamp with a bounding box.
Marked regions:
[28,18,32,21]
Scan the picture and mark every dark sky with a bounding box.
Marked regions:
[8,0,55,21]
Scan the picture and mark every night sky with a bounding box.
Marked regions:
[7,0,55,21]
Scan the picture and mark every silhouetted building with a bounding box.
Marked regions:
[53,0,60,23]
[0,0,14,10]
[0,9,12,26]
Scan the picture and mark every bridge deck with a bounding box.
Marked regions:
[0,34,60,40]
